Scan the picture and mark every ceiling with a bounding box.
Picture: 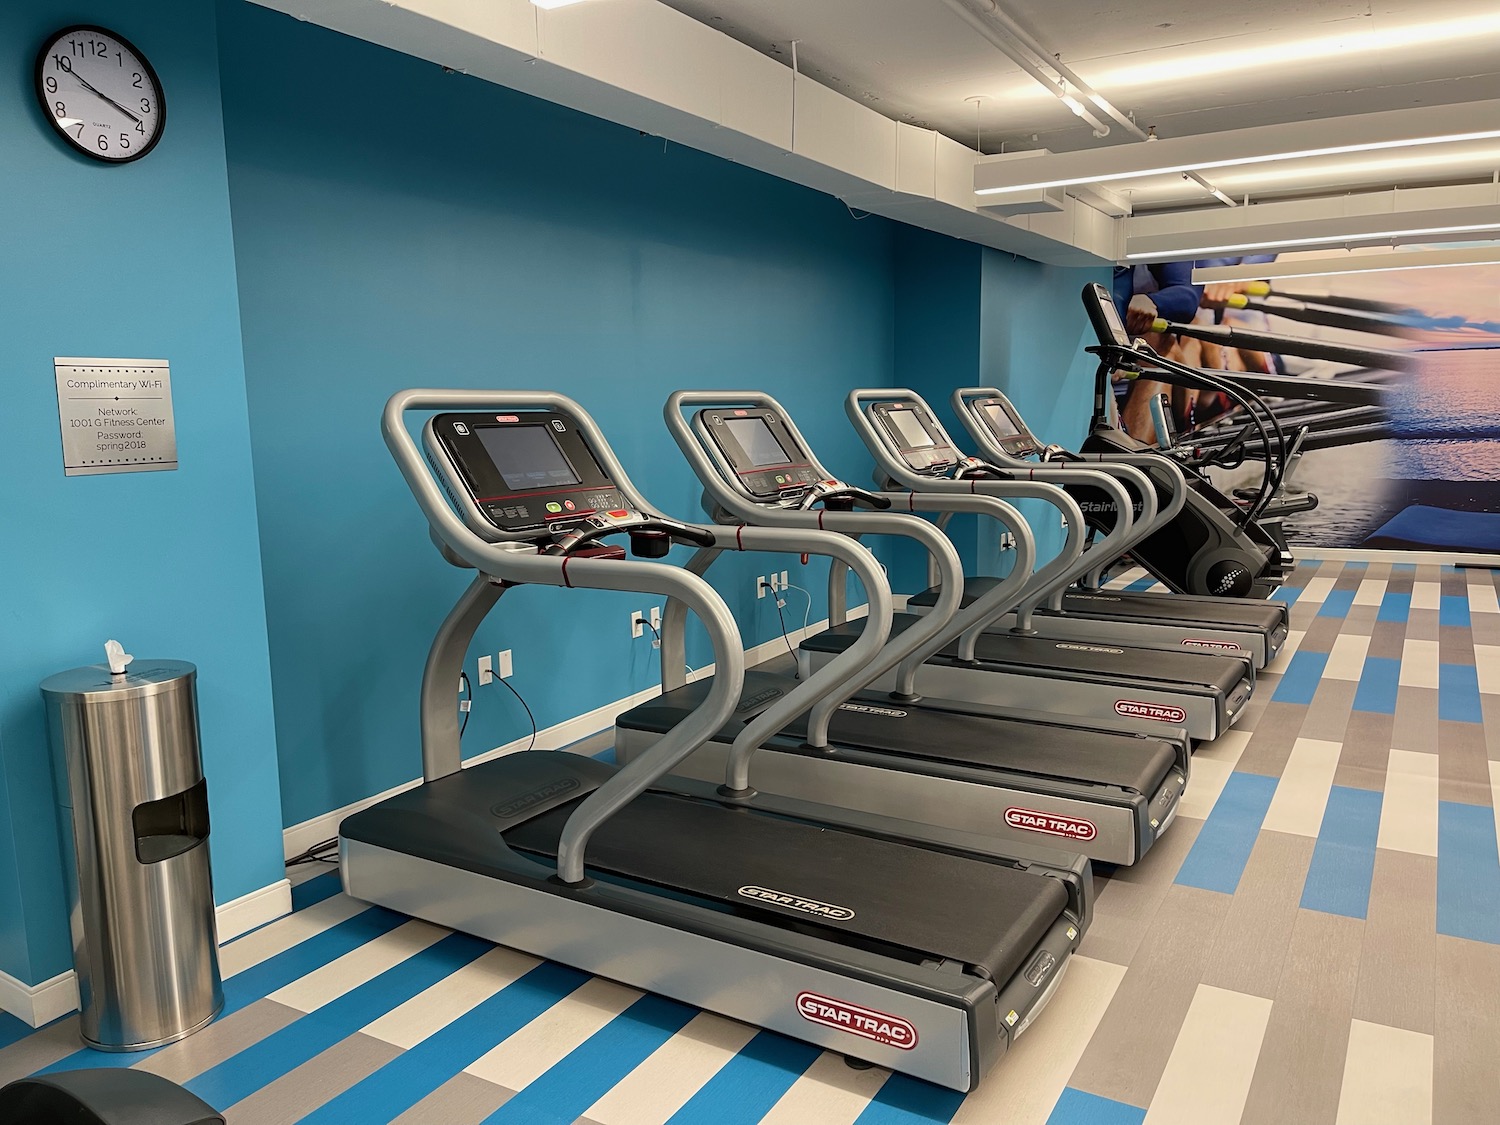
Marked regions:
[658,0,1500,209]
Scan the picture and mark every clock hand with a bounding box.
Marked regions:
[70,71,142,124]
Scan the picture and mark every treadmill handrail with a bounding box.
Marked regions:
[846,388,1145,627]
[952,386,1189,532]
[383,388,746,885]
[663,391,1059,706]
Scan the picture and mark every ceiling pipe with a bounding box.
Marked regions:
[937,0,1112,139]
[958,0,1236,206]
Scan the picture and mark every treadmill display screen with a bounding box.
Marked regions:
[1096,289,1131,346]
[888,409,935,449]
[725,417,794,468]
[477,424,582,492]
[982,403,1023,438]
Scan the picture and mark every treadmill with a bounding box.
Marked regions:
[866,389,1287,669]
[616,391,1188,866]
[798,403,1255,742]
[340,388,1090,1093]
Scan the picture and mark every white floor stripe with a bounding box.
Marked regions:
[1333,1019,1434,1125]
[1467,575,1500,616]
[1473,644,1500,697]
[1141,984,1273,1125]
[1398,639,1441,690]
[1260,738,1342,837]
[1491,762,1500,868]
[218,892,368,978]
[467,977,640,1091]
[1377,749,1439,857]
[1324,634,1370,682]
[1264,629,1304,675]
[268,919,448,1013]
[360,946,539,1049]
[1410,582,1440,612]
[1298,574,1338,607]
[584,1011,758,1125]
[1177,729,1252,821]
[1353,578,1388,606]
[951,956,1127,1125]
[759,1049,891,1125]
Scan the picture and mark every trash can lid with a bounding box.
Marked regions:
[40,660,197,702]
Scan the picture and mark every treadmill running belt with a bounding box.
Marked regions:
[505,790,1067,983]
[908,578,1288,631]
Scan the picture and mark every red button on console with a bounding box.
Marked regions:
[608,510,629,517]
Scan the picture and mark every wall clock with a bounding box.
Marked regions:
[35,25,165,163]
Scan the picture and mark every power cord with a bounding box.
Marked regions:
[490,674,538,752]
[287,837,339,867]
[458,670,472,739]
[762,579,799,663]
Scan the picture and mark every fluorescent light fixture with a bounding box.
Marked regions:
[975,128,1500,195]
[1192,244,1500,283]
[1125,221,1500,261]
[1059,94,1087,118]
[531,0,589,8]
[1212,146,1500,190]
[1102,12,1500,90]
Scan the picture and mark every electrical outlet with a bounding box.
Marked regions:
[779,570,789,590]
[497,650,513,679]
[1000,532,1016,550]
[477,654,493,685]
[756,576,768,599]
[649,606,661,631]
[630,611,645,639]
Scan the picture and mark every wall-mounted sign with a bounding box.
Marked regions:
[54,357,176,476]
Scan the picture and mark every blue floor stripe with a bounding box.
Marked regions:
[1125,575,1158,592]
[186,930,492,1108]
[1318,589,1356,618]
[851,1072,965,1125]
[1391,563,1416,573]
[1300,786,1383,918]
[1175,771,1279,894]
[1270,585,1301,605]
[487,993,698,1124]
[667,1030,822,1125]
[290,869,343,911]
[1353,656,1401,715]
[1440,595,1472,628]
[1273,651,1328,705]
[41,905,402,1074]
[1439,663,1483,724]
[1437,801,1500,944]
[302,962,589,1125]
[1377,592,1412,622]
[1045,1087,1147,1125]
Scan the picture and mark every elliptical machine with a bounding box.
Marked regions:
[1075,281,1292,600]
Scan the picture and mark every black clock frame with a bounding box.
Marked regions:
[34,24,167,165]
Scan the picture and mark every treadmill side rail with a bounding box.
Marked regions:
[343,839,1049,1091]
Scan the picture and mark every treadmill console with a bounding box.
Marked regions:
[697,407,820,500]
[868,402,959,474]
[1082,280,1133,348]
[970,397,1045,458]
[427,411,633,537]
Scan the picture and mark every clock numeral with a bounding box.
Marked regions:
[119,133,131,150]
[96,134,109,152]
[45,76,58,94]
[67,38,82,56]
[135,121,144,135]
[91,39,108,57]
[53,100,66,118]
[116,51,122,67]
[140,99,151,114]
[51,54,73,73]
[132,72,143,89]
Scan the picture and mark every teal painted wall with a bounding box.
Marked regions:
[216,4,907,828]
[0,0,285,984]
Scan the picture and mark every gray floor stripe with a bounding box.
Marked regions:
[1200,831,1316,1001]
[1433,935,1500,1122]
[1436,719,1492,806]
[136,1000,303,1086]
[223,1031,401,1125]
[1353,851,1437,1036]
[390,1071,515,1125]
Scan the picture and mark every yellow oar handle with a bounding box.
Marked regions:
[1244,281,1271,296]
[1226,293,1249,309]
[1150,317,1169,333]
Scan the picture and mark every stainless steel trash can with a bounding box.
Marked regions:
[40,659,224,1052]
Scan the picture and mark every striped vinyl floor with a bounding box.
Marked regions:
[3,556,1499,1123]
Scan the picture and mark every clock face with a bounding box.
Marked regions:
[35,26,165,164]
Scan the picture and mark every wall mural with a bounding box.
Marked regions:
[1112,258,1500,552]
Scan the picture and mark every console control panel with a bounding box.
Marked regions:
[970,397,1045,459]
[868,402,960,474]
[429,411,632,537]
[697,407,819,500]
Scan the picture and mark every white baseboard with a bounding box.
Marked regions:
[0,878,290,1029]
[0,966,79,1029]
[282,612,866,861]
[1298,547,1500,567]
[216,878,293,943]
